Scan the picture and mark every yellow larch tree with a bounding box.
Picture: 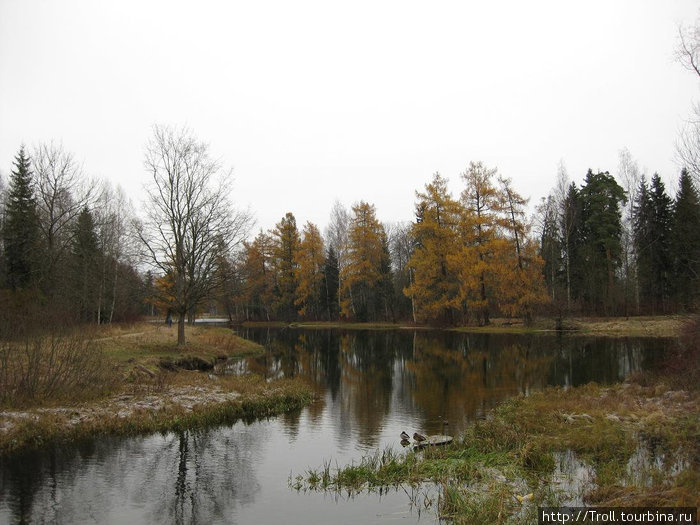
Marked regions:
[241,231,275,320]
[459,161,507,326]
[404,173,464,324]
[497,176,549,323]
[271,212,300,321]
[339,201,387,321]
[294,221,325,319]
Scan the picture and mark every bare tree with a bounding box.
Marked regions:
[32,142,95,289]
[676,17,700,184]
[95,182,137,323]
[554,160,574,310]
[324,200,350,270]
[137,125,252,345]
[616,147,641,314]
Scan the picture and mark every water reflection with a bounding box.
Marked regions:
[0,329,668,524]
[233,329,667,437]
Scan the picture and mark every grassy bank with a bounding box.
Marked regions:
[0,323,314,455]
[295,382,698,523]
[243,315,685,337]
[294,320,699,524]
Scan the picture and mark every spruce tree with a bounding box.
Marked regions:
[71,206,101,322]
[3,146,41,290]
[579,170,626,314]
[671,169,700,310]
[648,174,673,312]
[633,176,653,309]
[320,246,340,321]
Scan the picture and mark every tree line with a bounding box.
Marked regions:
[0,144,146,333]
[2,130,699,339]
[538,157,700,317]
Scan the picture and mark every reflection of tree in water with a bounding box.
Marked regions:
[238,328,666,445]
[335,331,404,447]
[148,427,264,524]
[548,336,668,387]
[0,425,267,524]
[403,332,555,434]
[0,435,154,523]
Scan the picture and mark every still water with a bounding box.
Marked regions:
[0,329,669,524]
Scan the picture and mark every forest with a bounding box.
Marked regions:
[1,134,698,332]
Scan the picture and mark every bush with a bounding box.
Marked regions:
[0,333,116,406]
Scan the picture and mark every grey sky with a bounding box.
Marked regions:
[1,0,698,232]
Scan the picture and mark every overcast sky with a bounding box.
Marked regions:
[1,0,698,233]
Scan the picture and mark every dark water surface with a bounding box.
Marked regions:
[0,329,671,524]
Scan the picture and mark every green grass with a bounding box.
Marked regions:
[294,380,699,524]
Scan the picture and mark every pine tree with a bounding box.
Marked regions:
[670,169,700,310]
[3,146,41,290]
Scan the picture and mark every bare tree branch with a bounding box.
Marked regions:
[138,125,253,344]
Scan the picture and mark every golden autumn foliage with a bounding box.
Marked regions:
[240,231,276,320]
[404,173,464,324]
[339,201,389,321]
[294,221,325,318]
[272,212,301,320]
[405,162,551,325]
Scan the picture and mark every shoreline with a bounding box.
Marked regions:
[239,314,686,338]
[0,324,315,456]
[0,376,314,455]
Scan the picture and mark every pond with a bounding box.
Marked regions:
[0,328,671,524]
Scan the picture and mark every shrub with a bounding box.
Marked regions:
[0,333,116,406]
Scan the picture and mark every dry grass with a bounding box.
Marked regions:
[296,317,700,523]
[0,321,317,454]
[567,315,687,337]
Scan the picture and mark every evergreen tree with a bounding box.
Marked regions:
[634,174,674,313]
[3,147,41,290]
[648,174,673,312]
[633,176,653,309]
[671,169,700,310]
[320,246,340,321]
[538,194,563,302]
[70,206,101,322]
[560,183,584,309]
[578,170,626,314]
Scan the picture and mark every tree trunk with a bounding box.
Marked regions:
[178,313,186,346]
[108,256,118,324]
